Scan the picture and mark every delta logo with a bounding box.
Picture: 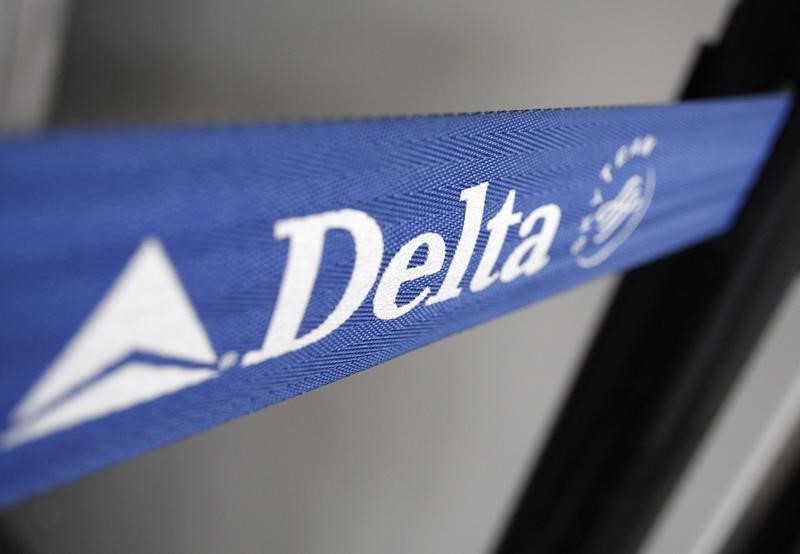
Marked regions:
[1,135,655,448]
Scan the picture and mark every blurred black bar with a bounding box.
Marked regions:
[721,424,800,554]
[497,1,800,553]
[0,522,33,554]
[730,464,800,554]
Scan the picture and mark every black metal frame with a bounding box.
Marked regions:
[720,418,800,554]
[725,459,800,554]
[497,1,800,552]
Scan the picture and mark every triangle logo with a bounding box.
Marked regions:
[2,238,221,449]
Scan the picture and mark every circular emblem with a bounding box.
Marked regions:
[571,135,657,268]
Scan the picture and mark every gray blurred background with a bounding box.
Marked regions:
[1,1,799,553]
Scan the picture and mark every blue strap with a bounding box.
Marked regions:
[0,93,791,506]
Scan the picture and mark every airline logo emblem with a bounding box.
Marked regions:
[571,135,657,268]
[2,137,655,448]
[1,240,224,448]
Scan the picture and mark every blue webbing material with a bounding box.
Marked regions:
[0,93,792,506]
